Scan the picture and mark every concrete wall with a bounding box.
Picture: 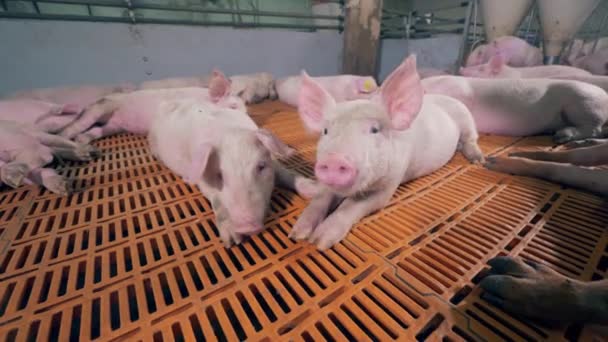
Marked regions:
[378,35,462,81]
[0,19,342,95]
[0,19,460,95]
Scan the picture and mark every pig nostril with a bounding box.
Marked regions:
[320,165,328,171]
[339,166,347,172]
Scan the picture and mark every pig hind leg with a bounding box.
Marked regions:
[447,104,485,163]
[28,168,70,195]
[1,146,55,189]
[555,106,607,144]
[59,100,114,139]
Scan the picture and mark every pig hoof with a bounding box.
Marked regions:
[43,175,70,196]
[1,163,28,188]
[295,178,321,199]
[462,143,485,164]
[75,134,93,144]
[289,222,314,240]
[308,219,351,250]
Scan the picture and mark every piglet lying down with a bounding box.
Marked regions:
[289,55,484,250]
[0,99,80,133]
[149,100,319,247]
[59,71,245,143]
[0,120,99,195]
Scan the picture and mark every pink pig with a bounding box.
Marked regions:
[465,36,542,67]
[0,120,99,194]
[149,100,319,247]
[0,99,80,133]
[59,70,246,143]
[571,48,608,75]
[288,56,483,250]
[422,75,608,142]
[10,83,136,114]
[460,54,591,79]
[275,74,378,107]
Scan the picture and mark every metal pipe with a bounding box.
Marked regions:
[13,0,343,20]
[456,0,474,71]
[0,12,343,30]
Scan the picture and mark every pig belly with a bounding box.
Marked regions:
[472,105,562,136]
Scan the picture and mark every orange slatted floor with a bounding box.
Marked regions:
[0,101,606,341]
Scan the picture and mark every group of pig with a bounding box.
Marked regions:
[1,34,608,251]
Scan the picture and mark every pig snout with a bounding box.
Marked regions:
[315,154,357,189]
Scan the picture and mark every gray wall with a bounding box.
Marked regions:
[0,19,342,95]
[378,35,462,81]
[0,19,461,95]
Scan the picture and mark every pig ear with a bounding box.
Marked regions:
[378,54,424,130]
[356,77,378,93]
[256,129,295,159]
[187,142,221,188]
[489,54,505,74]
[298,71,336,132]
[209,69,231,103]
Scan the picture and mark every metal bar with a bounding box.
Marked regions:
[14,0,343,20]
[1,0,7,11]
[592,10,608,53]
[0,11,342,30]
[456,0,474,71]
[32,1,41,14]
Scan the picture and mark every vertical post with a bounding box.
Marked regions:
[342,0,384,77]
[455,0,474,72]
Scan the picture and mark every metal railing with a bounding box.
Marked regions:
[0,0,344,31]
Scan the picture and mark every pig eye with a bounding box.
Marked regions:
[256,161,267,173]
[216,172,223,182]
[370,126,380,134]
[323,128,328,135]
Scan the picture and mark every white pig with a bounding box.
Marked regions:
[140,72,276,104]
[0,99,80,133]
[9,83,136,114]
[148,100,319,247]
[422,76,608,142]
[230,72,277,104]
[0,120,99,194]
[59,71,246,143]
[288,55,484,250]
[465,36,542,67]
[275,74,378,107]
[460,54,591,79]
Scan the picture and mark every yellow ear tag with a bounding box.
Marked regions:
[363,79,376,92]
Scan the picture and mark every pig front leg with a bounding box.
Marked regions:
[75,122,124,144]
[289,190,336,240]
[36,114,79,133]
[27,168,70,195]
[273,162,320,199]
[485,156,608,197]
[59,100,113,139]
[308,184,399,250]
[210,196,243,248]
[32,131,101,161]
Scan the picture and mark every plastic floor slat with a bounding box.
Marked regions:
[0,100,606,341]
